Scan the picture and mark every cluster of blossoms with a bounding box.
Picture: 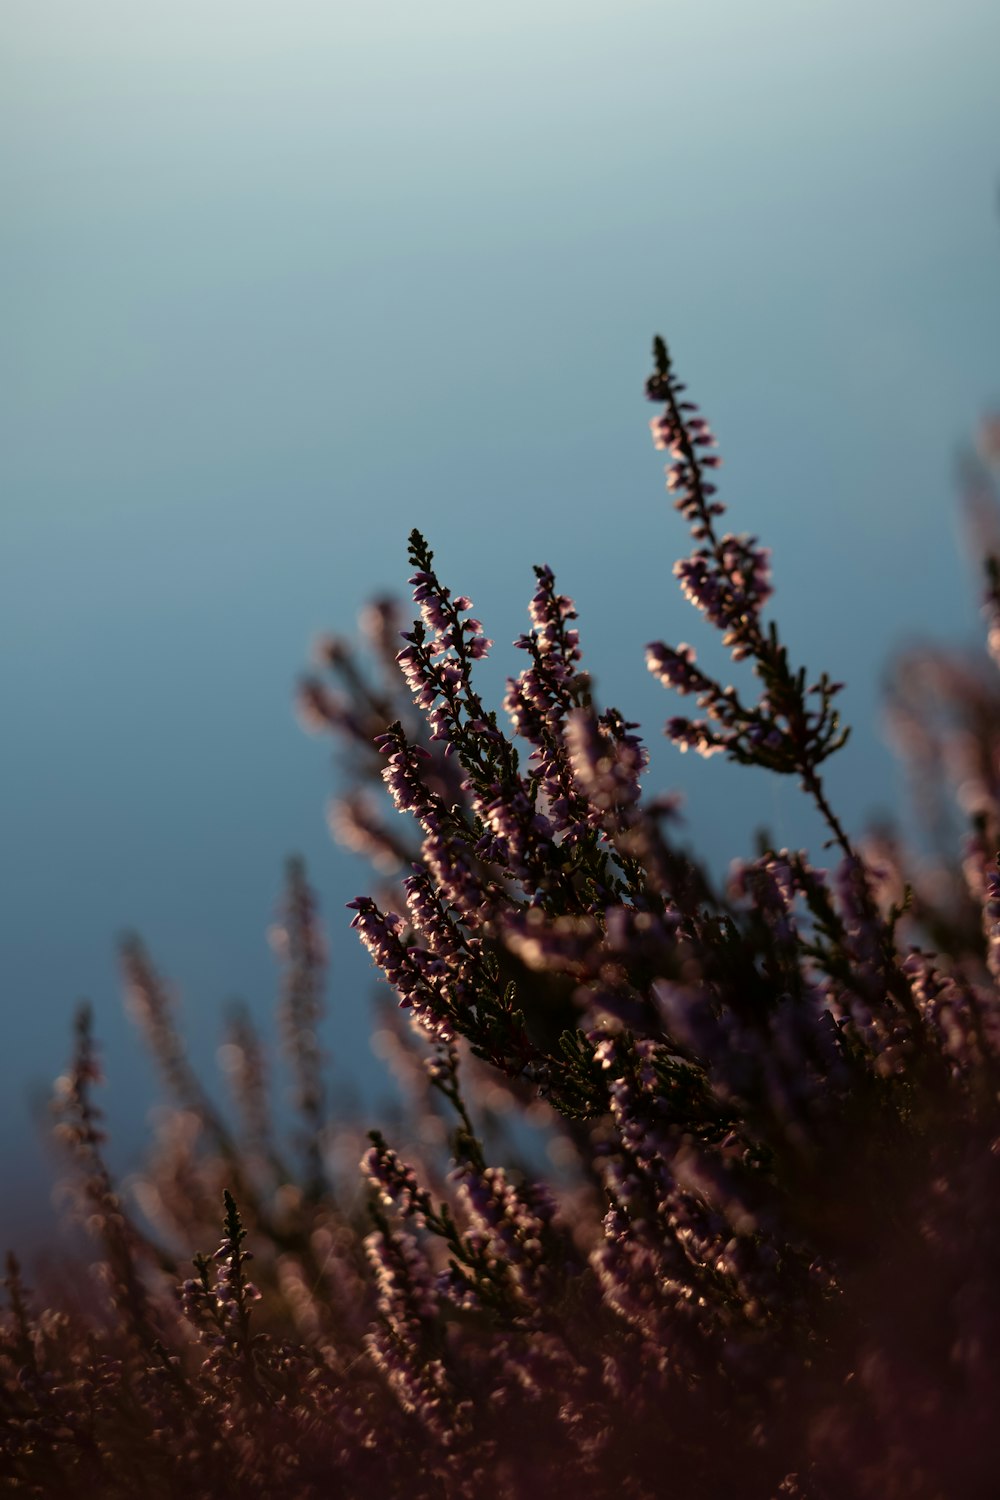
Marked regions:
[4,344,1000,1498]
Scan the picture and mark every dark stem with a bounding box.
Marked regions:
[801,766,855,860]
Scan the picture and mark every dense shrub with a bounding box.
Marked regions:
[4,339,1000,1498]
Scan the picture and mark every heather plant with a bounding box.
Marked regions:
[4,343,1000,1499]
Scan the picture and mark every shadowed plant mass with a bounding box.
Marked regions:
[4,340,1000,1498]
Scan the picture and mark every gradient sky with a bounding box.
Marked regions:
[3,0,999,1248]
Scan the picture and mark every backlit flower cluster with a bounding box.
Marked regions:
[4,340,1000,1500]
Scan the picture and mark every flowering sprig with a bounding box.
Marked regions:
[645,336,851,850]
[120,937,243,1164]
[398,530,502,770]
[220,1002,277,1172]
[505,565,592,847]
[364,1119,569,1330]
[182,1191,261,1382]
[272,857,328,1195]
[400,532,578,899]
[364,1133,509,1324]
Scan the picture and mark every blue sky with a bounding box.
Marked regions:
[3,0,999,1247]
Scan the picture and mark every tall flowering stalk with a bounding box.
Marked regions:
[272,857,328,1196]
[644,336,851,850]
